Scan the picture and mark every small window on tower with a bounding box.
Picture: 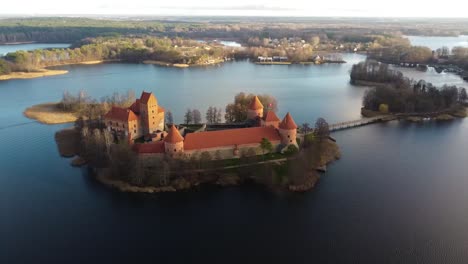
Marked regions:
[288,135,290,138]
[290,140,293,143]
[174,149,176,152]
[134,130,136,134]
[152,110,154,113]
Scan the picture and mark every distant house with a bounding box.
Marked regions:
[312,55,322,64]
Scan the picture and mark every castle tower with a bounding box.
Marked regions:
[247,96,264,120]
[261,111,280,128]
[279,112,298,147]
[139,91,163,135]
[164,125,184,157]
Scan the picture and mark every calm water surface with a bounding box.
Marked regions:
[1,45,468,263]
[406,35,468,51]
[0,43,70,56]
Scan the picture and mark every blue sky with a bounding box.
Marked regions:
[2,0,467,17]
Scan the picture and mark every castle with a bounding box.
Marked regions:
[104,92,165,140]
[104,91,298,159]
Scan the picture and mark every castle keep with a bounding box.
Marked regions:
[104,92,165,140]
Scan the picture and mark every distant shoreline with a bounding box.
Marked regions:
[143,59,224,68]
[0,41,37,45]
[0,60,106,81]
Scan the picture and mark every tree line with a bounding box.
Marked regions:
[353,61,468,113]
[58,89,136,120]
[1,36,230,73]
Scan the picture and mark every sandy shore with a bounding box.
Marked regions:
[24,103,78,124]
[0,69,68,81]
[0,60,107,81]
[76,60,103,65]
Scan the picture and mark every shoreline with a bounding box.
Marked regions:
[255,61,346,66]
[52,121,341,194]
[24,102,78,124]
[0,60,108,81]
[0,41,37,45]
[0,69,68,81]
[143,59,224,68]
[90,139,341,194]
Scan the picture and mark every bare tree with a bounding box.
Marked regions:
[314,118,330,140]
[184,108,193,124]
[165,110,174,125]
[192,109,202,124]
[206,106,214,123]
[301,123,311,134]
[459,88,467,103]
[215,108,222,123]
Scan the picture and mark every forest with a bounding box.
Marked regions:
[0,36,230,72]
[2,17,468,44]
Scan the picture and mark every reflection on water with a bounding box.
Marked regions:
[0,43,70,56]
[406,35,468,51]
[1,50,468,263]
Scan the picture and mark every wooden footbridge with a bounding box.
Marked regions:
[329,115,392,132]
[329,109,453,132]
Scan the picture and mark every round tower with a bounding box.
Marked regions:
[247,96,264,120]
[164,125,184,157]
[279,112,298,147]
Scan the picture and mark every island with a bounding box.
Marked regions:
[27,90,340,193]
[350,60,468,121]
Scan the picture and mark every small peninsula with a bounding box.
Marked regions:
[24,103,78,124]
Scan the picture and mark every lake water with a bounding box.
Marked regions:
[2,45,468,263]
[220,40,242,47]
[0,43,70,56]
[406,35,468,51]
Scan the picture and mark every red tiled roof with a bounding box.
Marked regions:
[164,125,184,143]
[104,107,138,122]
[140,91,156,105]
[133,141,165,154]
[158,105,165,113]
[184,126,281,151]
[249,96,264,110]
[263,111,280,122]
[129,99,140,114]
[279,112,297,130]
